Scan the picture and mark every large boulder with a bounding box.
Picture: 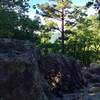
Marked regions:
[0,38,48,100]
[82,63,100,84]
[89,63,100,75]
[0,38,87,100]
[39,54,87,96]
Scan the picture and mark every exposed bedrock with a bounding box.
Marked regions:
[0,38,87,100]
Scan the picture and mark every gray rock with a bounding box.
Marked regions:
[89,63,100,75]
[39,54,87,95]
[0,38,88,100]
[0,38,48,100]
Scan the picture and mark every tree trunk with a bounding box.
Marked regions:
[61,0,65,54]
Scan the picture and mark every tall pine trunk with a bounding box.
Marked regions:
[61,0,65,54]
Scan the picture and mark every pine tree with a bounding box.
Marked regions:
[34,0,72,54]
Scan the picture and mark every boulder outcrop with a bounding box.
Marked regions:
[0,38,87,100]
[0,38,48,100]
[39,54,87,96]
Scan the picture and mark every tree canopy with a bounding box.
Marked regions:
[34,0,73,54]
[0,0,100,65]
[0,0,41,44]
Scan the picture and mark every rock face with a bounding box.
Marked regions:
[89,63,100,75]
[39,54,87,96]
[83,63,100,83]
[0,38,87,100]
[0,38,48,100]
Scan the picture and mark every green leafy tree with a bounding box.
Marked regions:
[66,15,100,65]
[0,0,41,44]
[0,8,18,38]
[0,0,29,14]
[37,19,56,54]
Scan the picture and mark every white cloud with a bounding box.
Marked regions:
[86,6,98,16]
[27,9,36,19]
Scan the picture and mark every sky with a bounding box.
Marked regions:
[29,0,91,6]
